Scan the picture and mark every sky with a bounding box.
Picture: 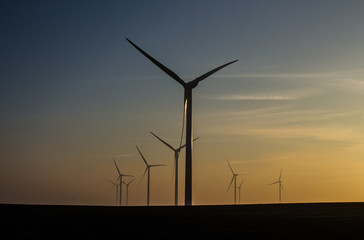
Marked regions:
[2,0,364,206]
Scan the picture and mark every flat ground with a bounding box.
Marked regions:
[2,202,364,239]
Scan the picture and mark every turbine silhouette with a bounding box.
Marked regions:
[108,179,119,206]
[136,145,166,206]
[269,168,284,203]
[123,178,135,206]
[237,178,244,204]
[150,131,199,206]
[226,159,243,205]
[113,158,133,206]
[127,38,238,206]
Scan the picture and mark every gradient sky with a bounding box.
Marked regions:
[2,1,364,206]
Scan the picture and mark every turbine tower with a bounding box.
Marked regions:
[227,159,243,205]
[150,131,199,206]
[127,38,238,206]
[136,145,166,206]
[113,158,133,206]
[237,178,244,204]
[123,178,135,206]
[108,179,119,206]
[269,168,284,203]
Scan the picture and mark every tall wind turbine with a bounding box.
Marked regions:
[136,145,166,206]
[127,38,238,206]
[108,179,119,206]
[269,168,284,203]
[237,178,244,204]
[113,158,133,206]
[150,131,199,206]
[123,178,135,206]
[227,159,243,205]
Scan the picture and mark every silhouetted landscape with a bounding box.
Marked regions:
[3,202,364,239]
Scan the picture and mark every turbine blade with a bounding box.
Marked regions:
[129,178,136,185]
[189,60,238,86]
[281,184,285,192]
[136,145,149,166]
[279,168,282,181]
[150,164,166,167]
[269,181,279,185]
[124,178,136,186]
[177,137,199,151]
[108,179,117,186]
[227,177,234,191]
[226,159,235,175]
[239,178,244,187]
[113,158,121,175]
[177,144,186,151]
[126,38,186,87]
[150,131,176,151]
[227,176,234,191]
[139,168,148,186]
[120,174,134,177]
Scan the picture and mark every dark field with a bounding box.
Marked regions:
[2,202,364,239]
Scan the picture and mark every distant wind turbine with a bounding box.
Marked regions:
[127,38,238,206]
[150,131,199,206]
[123,178,135,206]
[227,159,243,204]
[136,145,166,206]
[237,178,244,204]
[108,179,119,206]
[113,158,133,206]
[269,168,284,203]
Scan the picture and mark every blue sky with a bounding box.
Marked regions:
[2,1,364,205]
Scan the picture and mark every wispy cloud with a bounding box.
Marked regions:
[236,127,356,141]
[209,125,358,142]
[215,94,293,101]
[217,72,338,79]
[216,68,364,80]
[326,78,364,91]
[210,68,364,102]
[228,108,360,125]
[213,88,320,101]
[202,106,363,142]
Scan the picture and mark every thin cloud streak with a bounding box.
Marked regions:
[213,88,320,101]
[209,125,358,142]
[216,68,364,80]
[201,106,363,143]
[228,108,361,124]
[215,94,294,101]
[217,73,337,79]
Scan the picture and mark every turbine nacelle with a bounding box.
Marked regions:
[185,80,199,89]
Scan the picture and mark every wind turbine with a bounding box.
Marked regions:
[123,178,135,206]
[127,38,238,206]
[226,159,243,204]
[108,179,119,206]
[136,145,166,206]
[150,131,199,206]
[236,178,244,204]
[113,158,133,206]
[269,168,284,203]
